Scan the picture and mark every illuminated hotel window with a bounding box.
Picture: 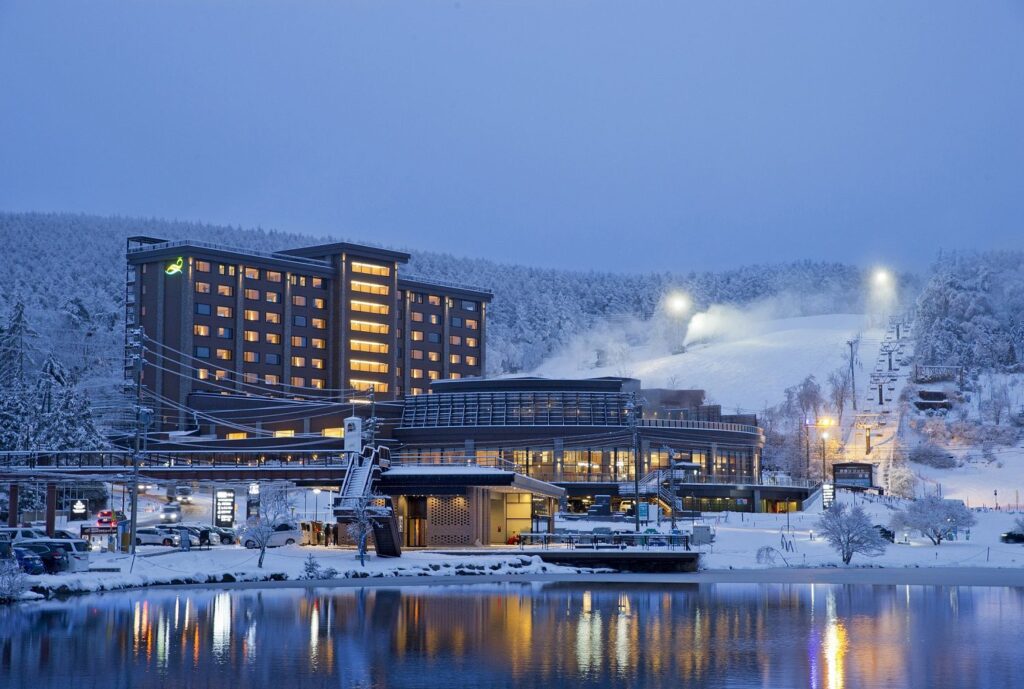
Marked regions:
[197,368,209,380]
[217,284,233,297]
[450,335,462,346]
[195,282,211,294]
[310,378,325,389]
[430,314,439,325]
[311,338,326,349]
[266,271,282,283]
[313,298,326,309]
[227,432,247,440]
[411,312,424,322]
[266,291,281,303]
[312,277,324,288]
[215,348,233,361]
[312,318,326,329]
[450,354,462,364]
[243,372,258,384]
[244,330,259,342]
[411,330,424,341]
[411,369,424,379]
[265,374,279,385]
[351,280,389,295]
[293,295,307,307]
[351,300,389,315]
[244,267,260,280]
[266,332,281,344]
[291,356,306,367]
[351,339,388,354]
[196,260,212,273]
[466,337,479,348]
[428,295,441,306]
[292,335,307,348]
[216,306,233,318]
[217,327,233,339]
[290,376,304,387]
[351,261,390,277]
[245,288,260,300]
[265,312,281,324]
[428,352,440,362]
[411,387,424,395]
[290,274,306,286]
[194,324,210,337]
[449,372,462,379]
[427,370,440,380]
[351,320,388,334]
[465,355,478,366]
[350,360,388,373]
[214,369,228,381]
[411,349,423,360]
[218,264,236,276]
[350,379,388,392]
[273,429,295,438]
[244,351,259,363]
[311,358,325,369]
[244,309,259,321]
[322,427,344,438]
[466,319,479,330]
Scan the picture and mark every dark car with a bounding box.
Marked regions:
[12,547,46,575]
[209,525,235,544]
[18,541,69,574]
[874,525,895,543]
[1000,531,1024,544]
[97,510,127,526]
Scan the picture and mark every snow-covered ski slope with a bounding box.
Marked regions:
[534,314,883,412]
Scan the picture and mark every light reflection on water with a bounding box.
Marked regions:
[2,583,1023,689]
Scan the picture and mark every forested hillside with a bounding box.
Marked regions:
[1,211,872,378]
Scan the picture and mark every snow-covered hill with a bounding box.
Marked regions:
[533,313,881,412]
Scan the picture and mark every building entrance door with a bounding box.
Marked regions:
[405,497,426,547]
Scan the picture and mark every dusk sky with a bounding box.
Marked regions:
[1,0,1022,272]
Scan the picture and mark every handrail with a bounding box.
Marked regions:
[638,419,762,434]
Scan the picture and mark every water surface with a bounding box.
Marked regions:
[2,582,1022,688]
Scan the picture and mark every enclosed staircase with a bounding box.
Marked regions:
[333,446,402,557]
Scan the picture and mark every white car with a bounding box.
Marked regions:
[0,527,47,543]
[135,527,178,546]
[242,523,300,549]
[153,525,199,546]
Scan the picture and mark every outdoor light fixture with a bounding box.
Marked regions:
[666,292,691,316]
[873,268,890,286]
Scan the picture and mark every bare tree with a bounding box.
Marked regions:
[238,485,295,568]
[827,367,852,427]
[816,501,886,565]
[890,496,976,546]
[346,491,379,567]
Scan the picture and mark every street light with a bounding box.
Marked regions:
[666,292,691,316]
[313,488,322,523]
[821,431,830,483]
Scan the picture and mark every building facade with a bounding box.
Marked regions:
[126,237,491,430]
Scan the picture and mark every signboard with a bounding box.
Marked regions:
[215,489,236,528]
[165,257,184,275]
[246,482,260,519]
[71,500,88,519]
[822,482,835,509]
[638,503,649,521]
[80,525,118,537]
[343,416,363,453]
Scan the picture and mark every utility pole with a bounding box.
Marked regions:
[847,339,858,411]
[626,393,642,533]
[128,327,144,557]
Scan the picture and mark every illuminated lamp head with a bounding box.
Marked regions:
[165,257,184,276]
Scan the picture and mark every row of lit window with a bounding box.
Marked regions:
[351,261,390,277]
[351,300,388,315]
[410,313,479,328]
[243,310,326,328]
[405,293,478,312]
[242,352,326,368]
[225,427,345,441]
[350,379,389,392]
[351,280,389,295]
[197,368,326,389]
[351,339,388,354]
[409,351,477,366]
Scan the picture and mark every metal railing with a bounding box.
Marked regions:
[126,239,332,269]
[638,419,762,435]
[0,450,350,471]
[400,274,494,297]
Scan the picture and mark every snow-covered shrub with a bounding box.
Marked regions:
[887,462,918,499]
[0,559,28,603]
[816,502,886,565]
[909,443,956,469]
[890,496,976,546]
[302,554,322,580]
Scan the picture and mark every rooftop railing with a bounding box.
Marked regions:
[400,273,494,297]
[126,239,332,268]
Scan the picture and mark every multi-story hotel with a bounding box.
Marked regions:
[125,236,492,429]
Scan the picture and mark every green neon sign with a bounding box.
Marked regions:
[165,257,184,276]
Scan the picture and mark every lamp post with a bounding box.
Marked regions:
[313,488,322,523]
[821,431,829,484]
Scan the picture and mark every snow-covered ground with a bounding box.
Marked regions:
[913,447,1024,509]
[534,314,880,411]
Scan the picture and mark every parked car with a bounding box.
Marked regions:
[210,526,236,544]
[874,525,895,543]
[12,547,46,575]
[243,523,301,549]
[97,510,127,526]
[51,529,80,541]
[1000,531,1024,544]
[28,538,91,572]
[0,527,47,543]
[135,527,178,547]
[159,503,182,523]
[154,525,199,547]
[18,541,70,574]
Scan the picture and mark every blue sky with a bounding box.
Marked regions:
[1,1,1022,272]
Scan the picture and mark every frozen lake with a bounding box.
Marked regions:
[2,582,1022,688]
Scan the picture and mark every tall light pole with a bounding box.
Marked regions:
[821,431,829,483]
